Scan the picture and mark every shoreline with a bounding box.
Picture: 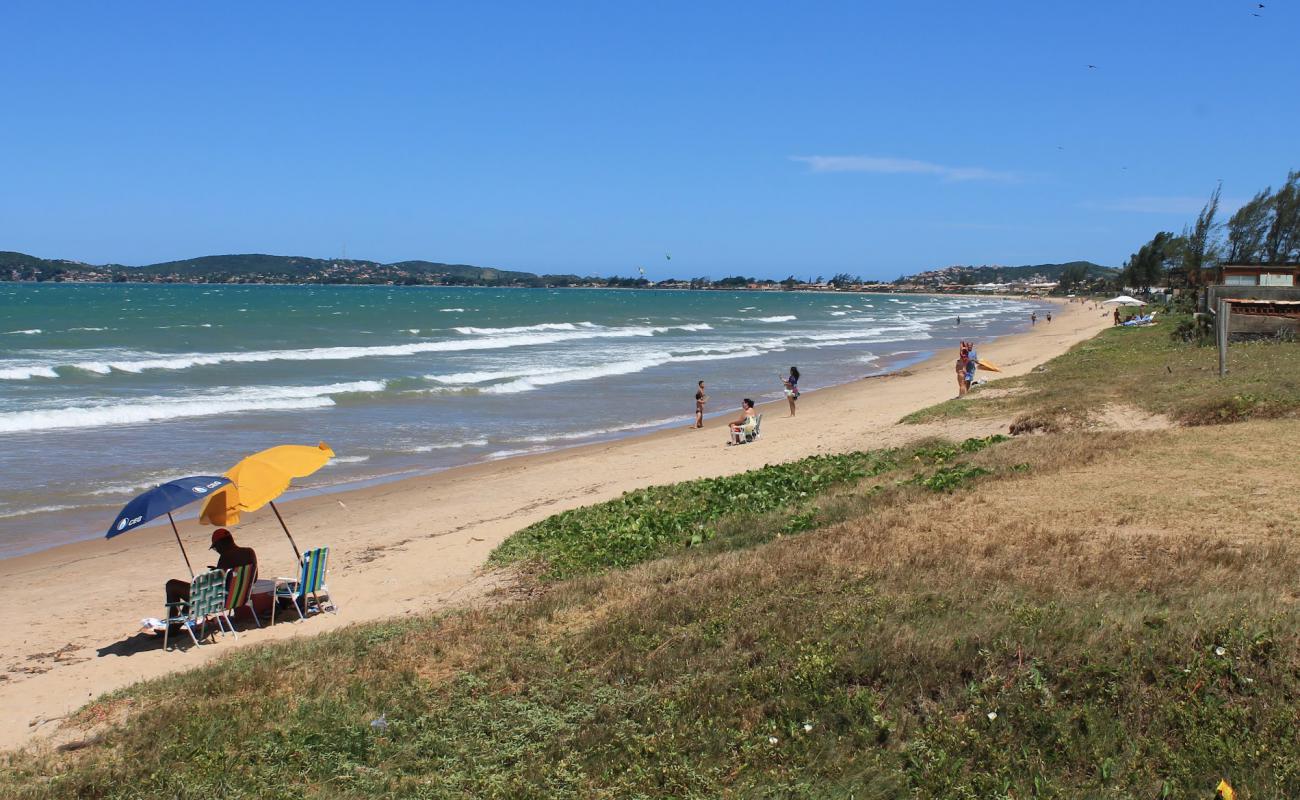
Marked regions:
[0,348,936,562]
[0,297,1108,751]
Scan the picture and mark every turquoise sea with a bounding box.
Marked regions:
[0,283,1051,557]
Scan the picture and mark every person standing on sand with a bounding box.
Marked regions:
[956,344,970,397]
[694,380,708,428]
[1031,312,1037,326]
[1046,311,1052,323]
[1113,308,1121,326]
[781,366,800,417]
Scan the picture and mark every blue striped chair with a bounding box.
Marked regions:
[217,563,260,637]
[271,547,338,624]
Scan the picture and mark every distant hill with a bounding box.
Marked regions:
[0,251,584,287]
[900,260,1118,286]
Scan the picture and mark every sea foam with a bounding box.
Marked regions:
[0,381,384,434]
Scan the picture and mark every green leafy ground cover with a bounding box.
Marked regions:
[902,313,1300,430]
[489,436,1005,581]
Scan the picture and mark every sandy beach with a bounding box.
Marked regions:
[0,299,1109,751]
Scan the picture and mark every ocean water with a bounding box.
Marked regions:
[0,283,1050,557]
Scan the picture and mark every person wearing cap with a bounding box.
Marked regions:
[162,528,258,628]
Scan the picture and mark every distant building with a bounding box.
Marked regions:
[1207,263,1300,338]
[1219,263,1299,287]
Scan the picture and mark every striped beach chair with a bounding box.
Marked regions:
[271,547,338,624]
[217,563,261,638]
[163,569,227,650]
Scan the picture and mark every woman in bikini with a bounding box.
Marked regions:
[781,366,800,417]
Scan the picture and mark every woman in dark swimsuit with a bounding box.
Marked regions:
[694,380,708,428]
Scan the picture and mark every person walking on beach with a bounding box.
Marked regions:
[781,366,800,417]
[1031,312,1037,326]
[694,380,708,428]
[1046,311,1052,323]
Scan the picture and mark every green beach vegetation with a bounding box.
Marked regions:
[5,324,1300,798]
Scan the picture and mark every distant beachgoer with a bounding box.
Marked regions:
[1031,312,1037,326]
[162,529,256,634]
[1113,308,1121,326]
[956,316,961,325]
[781,367,800,417]
[956,345,970,397]
[727,398,757,445]
[1046,312,1052,323]
[694,380,708,428]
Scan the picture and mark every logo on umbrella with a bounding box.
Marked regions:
[192,486,209,494]
[117,518,128,531]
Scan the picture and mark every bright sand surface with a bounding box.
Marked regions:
[0,299,1110,750]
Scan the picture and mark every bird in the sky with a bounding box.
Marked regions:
[1087,64,1097,69]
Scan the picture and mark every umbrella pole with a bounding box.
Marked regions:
[269,500,302,562]
[167,511,195,579]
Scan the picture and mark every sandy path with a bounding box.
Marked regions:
[0,299,1110,750]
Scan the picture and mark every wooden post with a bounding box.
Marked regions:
[1217,298,1230,377]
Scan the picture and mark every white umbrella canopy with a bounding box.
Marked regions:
[1102,295,1146,306]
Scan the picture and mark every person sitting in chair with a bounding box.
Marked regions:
[163,528,256,627]
[727,398,757,445]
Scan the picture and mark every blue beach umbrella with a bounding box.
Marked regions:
[105,476,232,578]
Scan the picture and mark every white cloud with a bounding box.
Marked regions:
[791,155,1019,182]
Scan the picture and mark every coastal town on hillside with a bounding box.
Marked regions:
[1,250,1107,295]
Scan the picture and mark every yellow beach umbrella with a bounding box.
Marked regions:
[201,442,335,560]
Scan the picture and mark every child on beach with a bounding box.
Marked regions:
[781,367,800,417]
[694,380,708,428]
[727,399,757,445]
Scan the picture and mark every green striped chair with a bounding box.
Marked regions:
[163,569,228,650]
[271,547,338,624]
[217,563,261,638]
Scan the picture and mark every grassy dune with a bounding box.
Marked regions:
[903,312,1300,430]
[5,319,1300,799]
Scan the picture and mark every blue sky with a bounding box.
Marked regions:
[1,1,1296,280]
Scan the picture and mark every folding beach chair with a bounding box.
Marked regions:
[218,563,261,638]
[162,569,227,650]
[271,547,339,624]
[746,414,763,442]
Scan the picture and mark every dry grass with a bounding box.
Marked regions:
[904,314,1300,431]
[6,421,1300,797]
